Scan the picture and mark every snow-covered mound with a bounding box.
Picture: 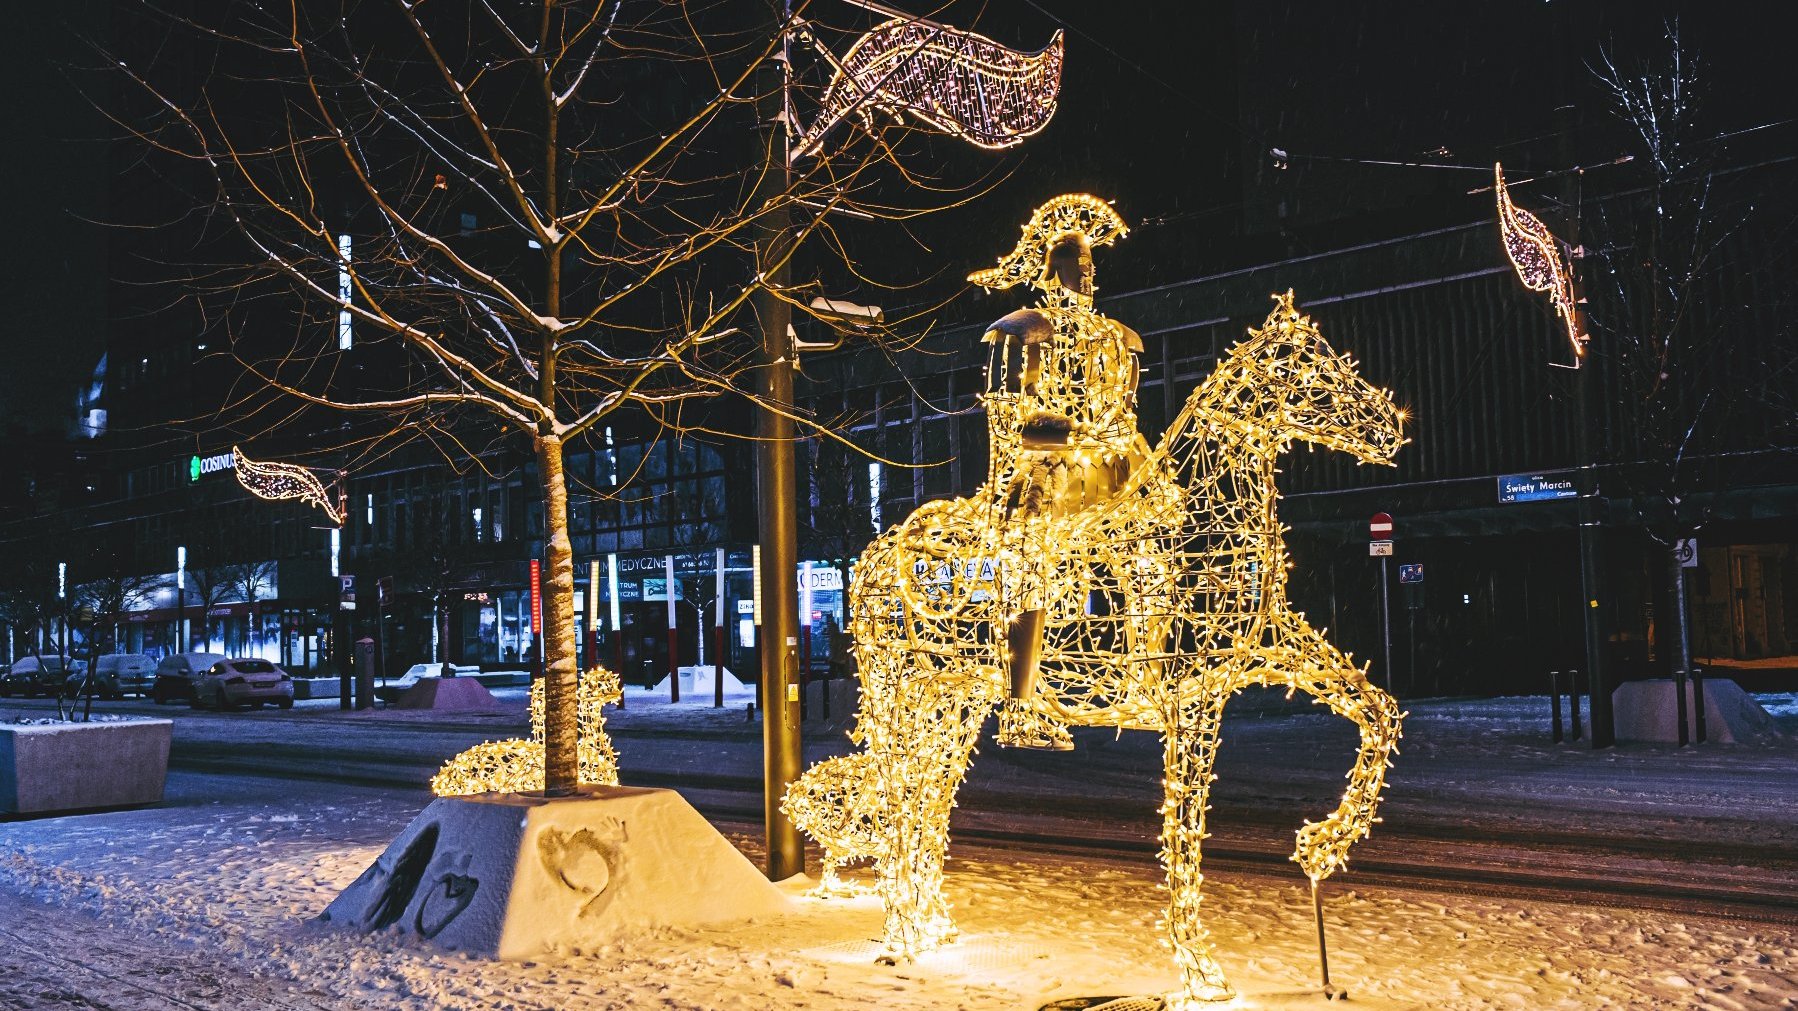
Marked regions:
[320,785,787,958]
[391,677,504,711]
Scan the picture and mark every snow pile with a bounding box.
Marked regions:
[321,786,787,958]
[392,677,504,711]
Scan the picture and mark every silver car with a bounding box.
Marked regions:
[64,653,157,700]
[194,658,296,710]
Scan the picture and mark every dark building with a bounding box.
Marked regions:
[5,2,1794,699]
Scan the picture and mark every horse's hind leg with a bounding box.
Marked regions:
[1160,687,1236,1005]
[1267,614,1404,882]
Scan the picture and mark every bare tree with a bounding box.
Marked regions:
[109,1,995,791]
[69,571,165,718]
[223,559,279,612]
[185,566,234,653]
[1587,24,1785,675]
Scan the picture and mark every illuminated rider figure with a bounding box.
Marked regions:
[973,196,1145,749]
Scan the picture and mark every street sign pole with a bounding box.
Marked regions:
[1380,557,1392,690]
[1370,513,1394,690]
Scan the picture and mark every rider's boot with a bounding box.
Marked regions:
[997,608,1074,750]
[996,699,1074,750]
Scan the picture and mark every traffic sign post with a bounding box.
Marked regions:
[1370,513,1394,691]
[1398,563,1423,694]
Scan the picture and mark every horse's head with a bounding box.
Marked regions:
[1212,292,1405,466]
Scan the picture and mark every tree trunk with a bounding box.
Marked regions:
[1666,542,1693,676]
[537,433,580,795]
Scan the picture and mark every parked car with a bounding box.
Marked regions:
[150,652,228,705]
[193,658,295,710]
[1,656,82,698]
[375,662,480,703]
[63,653,157,700]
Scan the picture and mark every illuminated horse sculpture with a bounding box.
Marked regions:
[785,195,1406,1006]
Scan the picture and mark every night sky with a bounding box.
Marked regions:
[4,1,1788,436]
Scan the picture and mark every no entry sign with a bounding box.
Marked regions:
[1369,512,1393,539]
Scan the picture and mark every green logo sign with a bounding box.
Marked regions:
[188,452,235,482]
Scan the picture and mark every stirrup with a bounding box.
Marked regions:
[996,703,1074,751]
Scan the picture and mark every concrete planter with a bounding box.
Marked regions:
[0,718,173,814]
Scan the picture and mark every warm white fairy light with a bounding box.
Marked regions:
[793,18,1063,160]
[231,446,344,525]
[966,192,1128,293]
[431,666,621,796]
[786,196,1407,1005]
[1495,163,1586,364]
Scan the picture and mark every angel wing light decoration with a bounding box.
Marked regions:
[792,16,1064,161]
[232,446,344,525]
[1495,163,1586,364]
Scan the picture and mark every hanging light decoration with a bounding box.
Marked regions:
[1495,163,1586,364]
[232,446,345,525]
[785,194,1408,1005]
[792,16,1064,161]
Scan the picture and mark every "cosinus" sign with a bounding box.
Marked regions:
[189,452,236,482]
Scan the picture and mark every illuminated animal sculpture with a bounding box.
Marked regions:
[431,667,620,797]
[785,195,1406,1006]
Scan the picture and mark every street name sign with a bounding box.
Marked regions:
[1496,472,1576,503]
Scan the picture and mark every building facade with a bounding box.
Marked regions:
[6,162,1794,697]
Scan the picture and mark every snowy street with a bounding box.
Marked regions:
[2,691,1796,1008]
[2,766,1796,1010]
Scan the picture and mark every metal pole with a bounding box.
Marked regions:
[1549,670,1564,743]
[715,547,727,708]
[586,559,598,672]
[608,553,623,709]
[665,554,680,702]
[1406,605,1417,697]
[1569,669,1583,740]
[1311,879,1342,1001]
[1550,89,1613,747]
[1691,665,1708,744]
[754,4,803,881]
[1379,556,1393,691]
[1670,552,1691,747]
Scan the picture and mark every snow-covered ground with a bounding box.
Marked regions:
[0,763,1794,1010]
[1,689,1795,1008]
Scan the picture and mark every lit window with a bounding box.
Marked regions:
[471,506,484,540]
[365,493,374,526]
[868,462,883,532]
[337,233,354,349]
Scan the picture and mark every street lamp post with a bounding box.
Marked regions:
[57,561,68,662]
[753,3,803,880]
[176,546,188,654]
[747,1,1066,880]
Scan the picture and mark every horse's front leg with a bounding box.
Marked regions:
[1269,614,1404,883]
[1160,686,1236,1006]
